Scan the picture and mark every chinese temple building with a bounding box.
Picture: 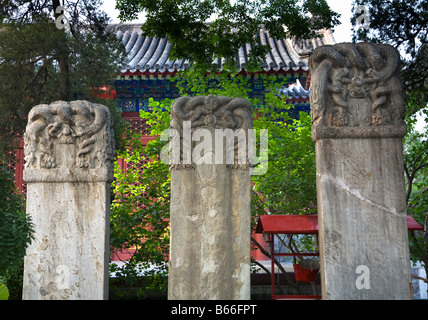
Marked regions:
[8,24,335,264]
[110,24,335,129]
[107,24,335,263]
[9,23,335,193]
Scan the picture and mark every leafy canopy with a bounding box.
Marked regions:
[0,0,127,153]
[0,157,33,278]
[351,0,428,113]
[352,0,428,272]
[115,0,340,71]
[110,70,317,292]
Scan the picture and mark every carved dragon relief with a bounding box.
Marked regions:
[170,95,253,170]
[23,100,115,182]
[309,42,406,141]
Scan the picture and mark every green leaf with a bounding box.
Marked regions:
[0,284,9,300]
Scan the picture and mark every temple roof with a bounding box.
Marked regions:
[279,79,309,99]
[110,24,335,74]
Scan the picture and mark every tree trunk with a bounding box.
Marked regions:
[52,0,71,100]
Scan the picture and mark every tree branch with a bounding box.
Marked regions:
[251,236,300,292]
[411,273,428,284]
[252,259,270,274]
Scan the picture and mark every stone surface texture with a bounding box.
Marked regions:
[22,100,114,300]
[309,42,406,141]
[310,43,411,299]
[168,95,252,300]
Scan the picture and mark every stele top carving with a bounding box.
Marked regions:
[309,42,406,141]
[23,100,114,182]
[170,95,253,170]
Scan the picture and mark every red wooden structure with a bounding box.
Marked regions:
[255,214,424,300]
[255,215,321,300]
[6,137,26,193]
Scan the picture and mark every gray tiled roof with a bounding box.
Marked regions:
[110,24,335,74]
[279,79,310,100]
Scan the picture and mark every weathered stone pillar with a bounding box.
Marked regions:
[168,95,252,300]
[22,100,114,300]
[310,43,411,299]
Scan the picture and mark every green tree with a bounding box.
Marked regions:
[0,0,127,154]
[0,0,127,299]
[404,107,428,285]
[110,71,317,295]
[351,0,427,112]
[111,0,336,295]
[352,0,428,285]
[115,0,340,71]
[252,99,316,218]
[0,156,33,300]
[110,102,171,297]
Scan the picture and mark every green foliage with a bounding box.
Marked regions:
[110,261,168,299]
[0,157,33,299]
[0,284,9,300]
[171,70,315,220]
[110,99,171,291]
[0,160,33,277]
[404,108,428,266]
[111,70,317,291]
[351,0,428,112]
[0,1,127,153]
[116,0,340,71]
[353,0,428,274]
[351,0,427,57]
[252,109,316,218]
[172,69,256,100]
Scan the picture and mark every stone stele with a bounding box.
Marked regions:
[168,95,252,300]
[309,43,411,299]
[22,100,114,300]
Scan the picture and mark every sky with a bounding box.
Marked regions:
[101,0,355,43]
[326,0,353,43]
